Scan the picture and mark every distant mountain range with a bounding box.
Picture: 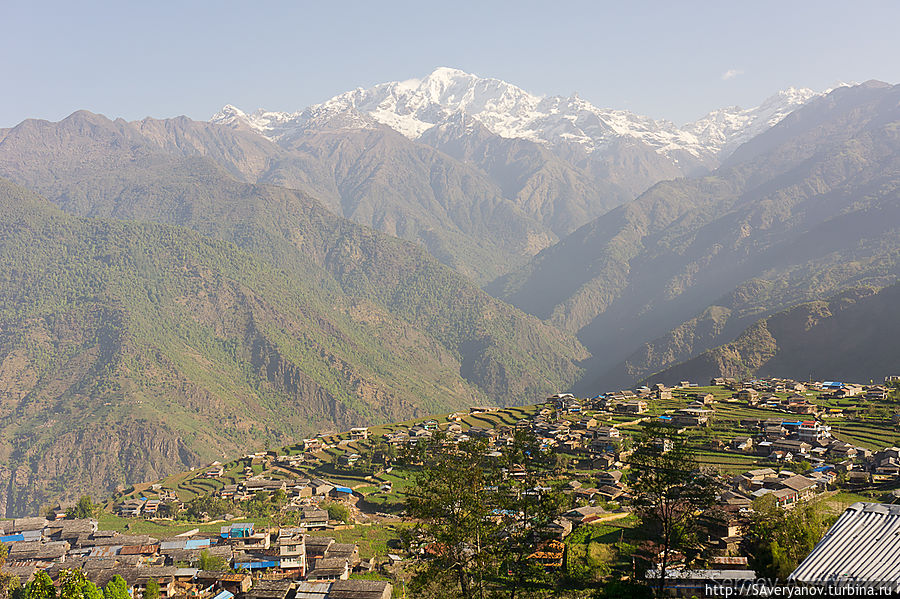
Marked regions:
[0,129,586,515]
[490,80,900,391]
[213,67,822,171]
[206,68,827,280]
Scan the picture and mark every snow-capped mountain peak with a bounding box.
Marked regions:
[683,86,822,155]
[212,68,825,163]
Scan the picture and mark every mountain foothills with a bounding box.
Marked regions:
[491,80,900,391]
[0,69,897,517]
[0,172,586,517]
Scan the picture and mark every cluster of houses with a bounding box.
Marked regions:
[61,374,898,596]
[218,478,354,505]
[115,477,355,524]
[0,518,391,599]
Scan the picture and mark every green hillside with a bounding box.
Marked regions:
[0,178,585,517]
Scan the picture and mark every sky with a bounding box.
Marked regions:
[3,0,899,128]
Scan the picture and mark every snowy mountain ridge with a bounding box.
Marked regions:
[211,67,825,163]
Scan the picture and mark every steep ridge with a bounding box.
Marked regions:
[0,110,570,282]
[489,81,900,391]
[645,284,900,384]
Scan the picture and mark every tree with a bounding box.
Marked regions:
[321,500,350,524]
[629,421,717,597]
[197,549,228,571]
[23,572,56,599]
[157,501,180,519]
[271,489,287,507]
[405,435,498,599]
[744,495,833,579]
[493,431,568,598]
[0,544,21,599]
[67,496,98,520]
[103,576,129,599]
[142,580,159,599]
[59,569,89,599]
[80,583,101,599]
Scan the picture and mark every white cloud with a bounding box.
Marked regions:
[721,69,744,81]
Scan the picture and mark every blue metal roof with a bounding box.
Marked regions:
[212,591,234,599]
[334,486,353,493]
[235,560,278,569]
[0,534,24,543]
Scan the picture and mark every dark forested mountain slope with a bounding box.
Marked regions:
[489,81,900,391]
[645,283,900,385]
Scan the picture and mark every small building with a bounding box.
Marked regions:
[617,400,648,414]
[349,428,370,440]
[306,558,350,581]
[330,486,354,501]
[329,579,393,599]
[731,437,753,452]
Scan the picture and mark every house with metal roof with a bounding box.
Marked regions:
[789,502,900,592]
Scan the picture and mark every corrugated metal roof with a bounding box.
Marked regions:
[89,545,122,558]
[159,540,186,550]
[294,582,331,599]
[790,502,900,590]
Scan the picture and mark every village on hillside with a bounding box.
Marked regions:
[4,375,900,597]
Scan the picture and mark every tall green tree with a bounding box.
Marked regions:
[629,421,717,596]
[67,496,98,520]
[80,582,102,599]
[142,580,159,599]
[744,495,833,579]
[102,576,129,599]
[58,570,89,599]
[197,549,228,571]
[494,431,568,598]
[321,501,350,524]
[23,572,57,599]
[405,434,499,599]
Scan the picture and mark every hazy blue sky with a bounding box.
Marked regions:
[3,0,898,128]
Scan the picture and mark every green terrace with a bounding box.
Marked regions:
[108,403,542,505]
[105,384,900,514]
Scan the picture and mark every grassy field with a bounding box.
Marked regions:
[565,514,642,580]
[95,513,268,536]
[330,523,407,559]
